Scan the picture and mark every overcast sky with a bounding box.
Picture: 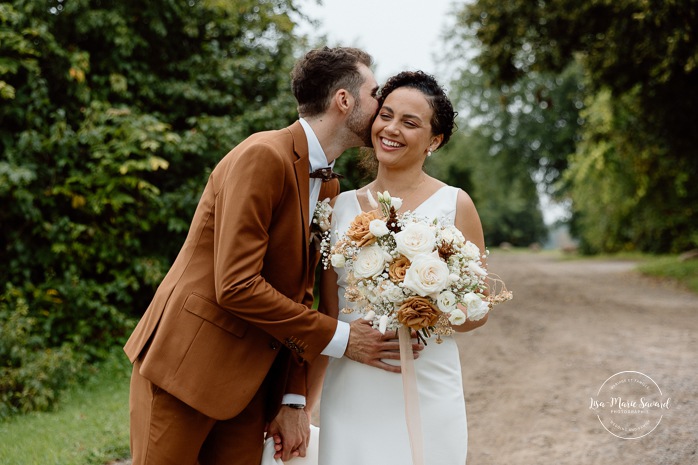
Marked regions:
[296,0,458,84]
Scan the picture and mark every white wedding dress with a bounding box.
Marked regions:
[319,186,468,465]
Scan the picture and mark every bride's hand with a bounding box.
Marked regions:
[345,319,424,373]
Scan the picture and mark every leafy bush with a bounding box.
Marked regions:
[0,0,301,416]
[0,286,85,419]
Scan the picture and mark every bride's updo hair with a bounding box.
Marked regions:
[378,70,457,149]
[359,71,457,175]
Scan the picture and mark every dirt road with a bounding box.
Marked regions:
[459,251,697,465]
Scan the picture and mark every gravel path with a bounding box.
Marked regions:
[459,251,697,465]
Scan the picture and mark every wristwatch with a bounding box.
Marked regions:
[283,403,305,409]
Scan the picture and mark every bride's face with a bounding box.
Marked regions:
[371,87,441,168]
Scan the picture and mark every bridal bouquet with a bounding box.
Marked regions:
[323,191,511,343]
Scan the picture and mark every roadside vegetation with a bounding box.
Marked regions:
[0,350,130,465]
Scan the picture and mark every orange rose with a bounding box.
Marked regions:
[397,296,441,331]
[346,209,381,247]
[389,255,411,283]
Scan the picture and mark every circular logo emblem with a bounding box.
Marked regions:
[589,371,670,439]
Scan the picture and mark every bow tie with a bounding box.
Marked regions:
[309,167,343,182]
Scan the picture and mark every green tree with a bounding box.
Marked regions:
[432,13,588,246]
[565,88,698,253]
[428,130,548,247]
[0,0,302,416]
[456,0,698,252]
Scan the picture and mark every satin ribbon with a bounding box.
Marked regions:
[399,325,425,465]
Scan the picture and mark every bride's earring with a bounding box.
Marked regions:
[427,149,432,157]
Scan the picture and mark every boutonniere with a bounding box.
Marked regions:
[311,198,333,250]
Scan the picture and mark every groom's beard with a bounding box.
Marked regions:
[347,102,374,147]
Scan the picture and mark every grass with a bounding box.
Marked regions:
[637,255,698,294]
[0,350,132,465]
[552,248,698,294]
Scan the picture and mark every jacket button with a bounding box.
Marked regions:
[270,341,280,350]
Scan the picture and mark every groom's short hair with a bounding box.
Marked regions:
[291,46,373,117]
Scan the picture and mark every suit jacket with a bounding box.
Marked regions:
[123,121,340,420]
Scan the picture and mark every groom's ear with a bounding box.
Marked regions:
[333,88,354,115]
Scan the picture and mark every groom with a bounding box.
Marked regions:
[123,47,407,465]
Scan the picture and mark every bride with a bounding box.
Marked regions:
[309,70,489,465]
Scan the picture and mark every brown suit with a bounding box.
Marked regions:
[124,121,340,464]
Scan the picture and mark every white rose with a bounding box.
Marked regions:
[436,290,458,312]
[394,223,436,260]
[448,308,467,326]
[462,240,481,261]
[369,219,390,237]
[463,292,489,321]
[468,260,488,277]
[353,244,388,278]
[403,252,450,298]
[331,254,346,268]
[390,197,403,210]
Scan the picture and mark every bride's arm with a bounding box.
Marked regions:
[305,266,341,413]
[454,189,489,333]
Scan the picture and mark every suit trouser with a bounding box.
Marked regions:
[129,359,267,465]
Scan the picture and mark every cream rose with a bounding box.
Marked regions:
[390,196,403,211]
[369,219,390,237]
[403,252,450,298]
[436,290,457,312]
[448,308,467,326]
[353,244,389,278]
[394,222,436,260]
[331,254,346,268]
[462,292,489,321]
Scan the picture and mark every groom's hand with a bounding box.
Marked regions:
[268,406,310,461]
[345,319,424,373]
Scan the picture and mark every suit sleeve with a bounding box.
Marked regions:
[212,142,336,363]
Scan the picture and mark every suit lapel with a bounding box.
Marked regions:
[289,122,311,247]
[294,157,311,242]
